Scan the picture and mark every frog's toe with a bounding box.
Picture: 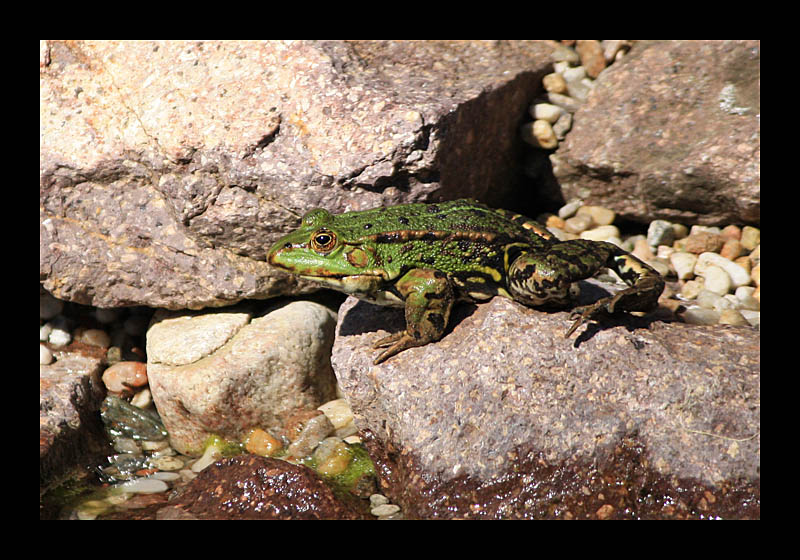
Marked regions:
[372,331,420,364]
[565,299,609,337]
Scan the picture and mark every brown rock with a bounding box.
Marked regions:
[168,455,368,519]
[40,40,553,309]
[553,40,760,226]
[332,292,759,519]
[40,351,108,491]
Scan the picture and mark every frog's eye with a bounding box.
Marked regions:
[311,229,337,253]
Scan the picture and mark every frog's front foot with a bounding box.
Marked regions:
[372,331,420,365]
[564,294,621,338]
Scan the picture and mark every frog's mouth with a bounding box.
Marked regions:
[299,273,386,295]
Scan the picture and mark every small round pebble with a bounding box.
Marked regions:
[740,226,760,250]
[576,205,615,226]
[370,493,390,507]
[77,328,111,348]
[542,72,567,94]
[564,214,593,234]
[648,220,676,248]
[695,252,750,288]
[113,477,169,494]
[552,112,573,139]
[371,504,401,517]
[530,103,564,124]
[670,252,698,280]
[576,40,606,78]
[48,327,71,348]
[700,265,732,296]
[152,456,186,471]
[558,199,583,219]
[547,92,582,113]
[681,306,720,326]
[718,309,750,327]
[102,361,148,393]
[40,344,53,365]
[520,120,558,150]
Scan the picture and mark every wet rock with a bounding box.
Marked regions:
[167,455,369,519]
[40,350,108,490]
[332,294,759,519]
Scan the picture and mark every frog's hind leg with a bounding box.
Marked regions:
[507,240,664,337]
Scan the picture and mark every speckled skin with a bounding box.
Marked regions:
[268,199,664,363]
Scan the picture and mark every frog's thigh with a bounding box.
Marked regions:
[507,240,612,306]
[394,268,454,341]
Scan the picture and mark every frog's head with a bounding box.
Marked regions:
[267,208,389,295]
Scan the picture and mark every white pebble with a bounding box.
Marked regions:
[558,199,583,219]
[740,310,760,328]
[113,477,169,494]
[562,65,587,83]
[370,493,390,507]
[48,327,71,348]
[371,504,401,517]
[40,344,53,365]
[530,103,564,123]
[696,289,733,311]
[648,220,676,247]
[718,309,750,327]
[695,252,750,288]
[580,225,621,242]
[150,471,181,482]
[734,287,760,311]
[79,328,111,348]
[681,306,720,326]
[40,323,52,342]
[701,265,732,295]
[317,398,354,430]
[670,252,697,280]
[520,120,558,150]
[152,456,185,471]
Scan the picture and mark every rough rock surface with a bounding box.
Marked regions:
[552,40,760,226]
[146,301,338,455]
[331,294,759,518]
[40,40,552,309]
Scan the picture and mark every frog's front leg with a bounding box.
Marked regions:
[372,269,455,364]
[507,240,664,337]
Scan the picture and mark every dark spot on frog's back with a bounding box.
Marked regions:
[397,216,409,225]
[426,204,440,213]
[376,232,403,243]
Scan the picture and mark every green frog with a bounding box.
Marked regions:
[267,199,664,364]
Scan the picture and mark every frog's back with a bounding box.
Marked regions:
[331,199,543,243]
